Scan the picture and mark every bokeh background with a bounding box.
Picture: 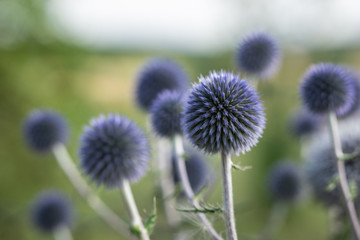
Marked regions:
[2,0,360,239]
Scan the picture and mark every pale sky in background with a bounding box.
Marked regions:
[46,0,360,54]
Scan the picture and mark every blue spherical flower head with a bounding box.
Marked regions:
[300,63,356,115]
[79,114,150,188]
[23,110,68,152]
[268,162,301,201]
[289,108,321,138]
[151,90,185,138]
[31,191,73,232]
[135,58,189,111]
[172,147,210,194]
[235,32,280,79]
[183,70,266,155]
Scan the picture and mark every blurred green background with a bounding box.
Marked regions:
[2,0,360,239]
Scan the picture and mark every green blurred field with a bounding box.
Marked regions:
[1,41,360,240]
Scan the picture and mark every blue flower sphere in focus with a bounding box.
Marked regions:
[268,162,301,201]
[172,148,210,194]
[235,32,280,79]
[300,63,356,115]
[79,114,150,188]
[183,70,266,155]
[23,110,68,152]
[135,58,189,111]
[151,90,184,138]
[31,191,73,232]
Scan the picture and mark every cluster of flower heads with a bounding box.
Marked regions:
[23,110,68,152]
[183,70,266,155]
[31,191,73,232]
[235,32,280,79]
[135,58,189,111]
[304,120,360,208]
[79,114,150,188]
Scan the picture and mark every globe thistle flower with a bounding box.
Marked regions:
[135,58,189,111]
[268,161,302,201]
[171,147,210,194]
[31,191,73,232]
[183,70,266,155]
[150,90,185,138]
[288,108,322,138]
[23,110,68,152]
[300,63,356,115]
[235,32,280,79]
[304,121,360,208]
[337,68,360,118]
[79,114,150,188]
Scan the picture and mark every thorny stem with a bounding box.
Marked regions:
[173,135,223,240]
[120,179,150,240]
[53,225,73,240]
[328,112,360,239]
[52,143,135,240]
[221,151,238,240]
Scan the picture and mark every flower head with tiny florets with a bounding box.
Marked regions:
[79,114,150,188]
[135,58,189,111]
[183,70,266,155]
[300,63,356,115]
[23,110,68,153]
[268,161,302,202]
[235,32,280,79]
[31,191,73,232]
[151,90,185,138]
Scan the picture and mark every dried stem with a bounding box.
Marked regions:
[328,112,360,239]
[52,143,135,239]
[221,151,238,240]
[173,135,223,240]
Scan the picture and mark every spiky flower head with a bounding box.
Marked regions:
[304,120,360,208]
[183,70,266,155]
[300,63,356,115]
[289,108,321,138]
[31,191,73,232]
[135,58,189,111]
[150,90,185,138]
[79,114,150,188]
[268,161,302,201]
[23,110,68,152]
[235,32,280,79]
[172,147,210,194]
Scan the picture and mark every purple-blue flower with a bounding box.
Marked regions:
[31,191,73,232]
[300,63,356,115]
[268,161,301,201]
[289,108,321,138]
[150,90,185,138]
[79,114,150,188]
[172,147,210,194]
[135,58,189,111]
[183,70,266,155]
[23,110,68,152]
[235,32,280,79]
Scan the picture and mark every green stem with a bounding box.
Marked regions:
[120,179,150,240]
[221,151,238,240]
[328,112,360,239]
[173,135,223,240]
